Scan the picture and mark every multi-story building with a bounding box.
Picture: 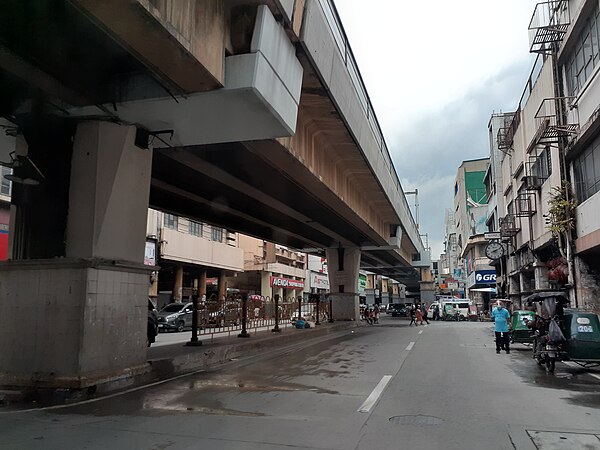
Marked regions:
[561,0,600,313]
[484,113,512,297]
[453,158,494,306]
[486,113,511,233]
[441,209,461,279]
[489,0,600,313]
[233,235,307,302]
[146,209,244,308]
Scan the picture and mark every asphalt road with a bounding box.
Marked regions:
[2,316,600,450]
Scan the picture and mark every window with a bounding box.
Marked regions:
[531,146,552,181]
[189,220,202,237]
[564,5,600,96]
[573,134,600,202]
[0,166,11,196]
[164,213,178,230]
[211,226,223,242]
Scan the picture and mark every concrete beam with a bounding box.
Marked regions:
[70,0,226,92]
[0,46,89,106]
[67,6,302,146]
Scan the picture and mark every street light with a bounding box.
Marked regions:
[405,189,419,230]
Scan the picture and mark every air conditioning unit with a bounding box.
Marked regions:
[523,175,542,190]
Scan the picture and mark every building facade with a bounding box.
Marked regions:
[233,235,307,301]
[487,0,600,313]
[440,208,462,295]
[146,209,244,308]
[453,158,494,306]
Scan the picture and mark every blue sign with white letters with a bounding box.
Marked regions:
[474,270,496,285]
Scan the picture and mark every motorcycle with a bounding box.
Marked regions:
[531,317,564,373]
[532,331,556,373]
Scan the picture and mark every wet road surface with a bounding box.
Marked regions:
[1,317,599,449]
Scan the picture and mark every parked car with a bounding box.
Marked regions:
[390,303,408,317]
[157,302,194,332]
[207,302,241,327]
[147,299,158,346]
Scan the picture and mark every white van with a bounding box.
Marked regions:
[440,299,472,320]
[427,302,440,318]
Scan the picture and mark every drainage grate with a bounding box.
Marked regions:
[389,415,445,426]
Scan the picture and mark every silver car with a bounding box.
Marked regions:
[157,302,194,332]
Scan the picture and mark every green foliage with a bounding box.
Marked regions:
[546,182,577,235]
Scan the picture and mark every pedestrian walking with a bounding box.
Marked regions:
[421,305,430,325]
[415,307,423,326]
[409,306,416,326]
[373,305,380,324]
[491,301,511,354]
[362,307,369,324]
[434,304,440,321]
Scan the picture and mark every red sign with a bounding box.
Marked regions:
[0,231,7,261]
[270,276,304,289]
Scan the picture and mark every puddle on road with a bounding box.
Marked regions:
[510,349,600,409]
[56,336,367,418]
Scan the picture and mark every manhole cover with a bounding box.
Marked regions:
[389,415,445,426]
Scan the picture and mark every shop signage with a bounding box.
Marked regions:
[484,232,501,240]
[475,271,497,283]
[358,274,367,293]
[144,240,156,266]
[467,270,497,287]
[270,276,305,289]
[310,272,330,289]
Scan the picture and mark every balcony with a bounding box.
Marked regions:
[533,98,579,145]
[497,112,519,152]
[522,149,551,190]
[515,192,537,217]
[500,214,520,238]
[528,1,570,54]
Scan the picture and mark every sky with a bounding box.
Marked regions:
[335,0,540,259]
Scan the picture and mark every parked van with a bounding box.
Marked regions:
[440,299,472,320]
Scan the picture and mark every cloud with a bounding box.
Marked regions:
[335,0,540,260]
[392,59,533,259]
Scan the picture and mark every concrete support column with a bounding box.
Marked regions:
[173,265,184,302]
[325,246,360,321]
[534,264,549,291]
[199,270,207,301]
[261,271,272,298]
[0,121,153,390]
[218,270,227,301]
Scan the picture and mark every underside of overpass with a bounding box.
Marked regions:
[0,0,426,390]
[150,140,422,290]
[0,0,423,286]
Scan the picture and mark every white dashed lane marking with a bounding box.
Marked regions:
[358,375,393,413]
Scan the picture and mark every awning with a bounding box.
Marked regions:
[469,287,497,293]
